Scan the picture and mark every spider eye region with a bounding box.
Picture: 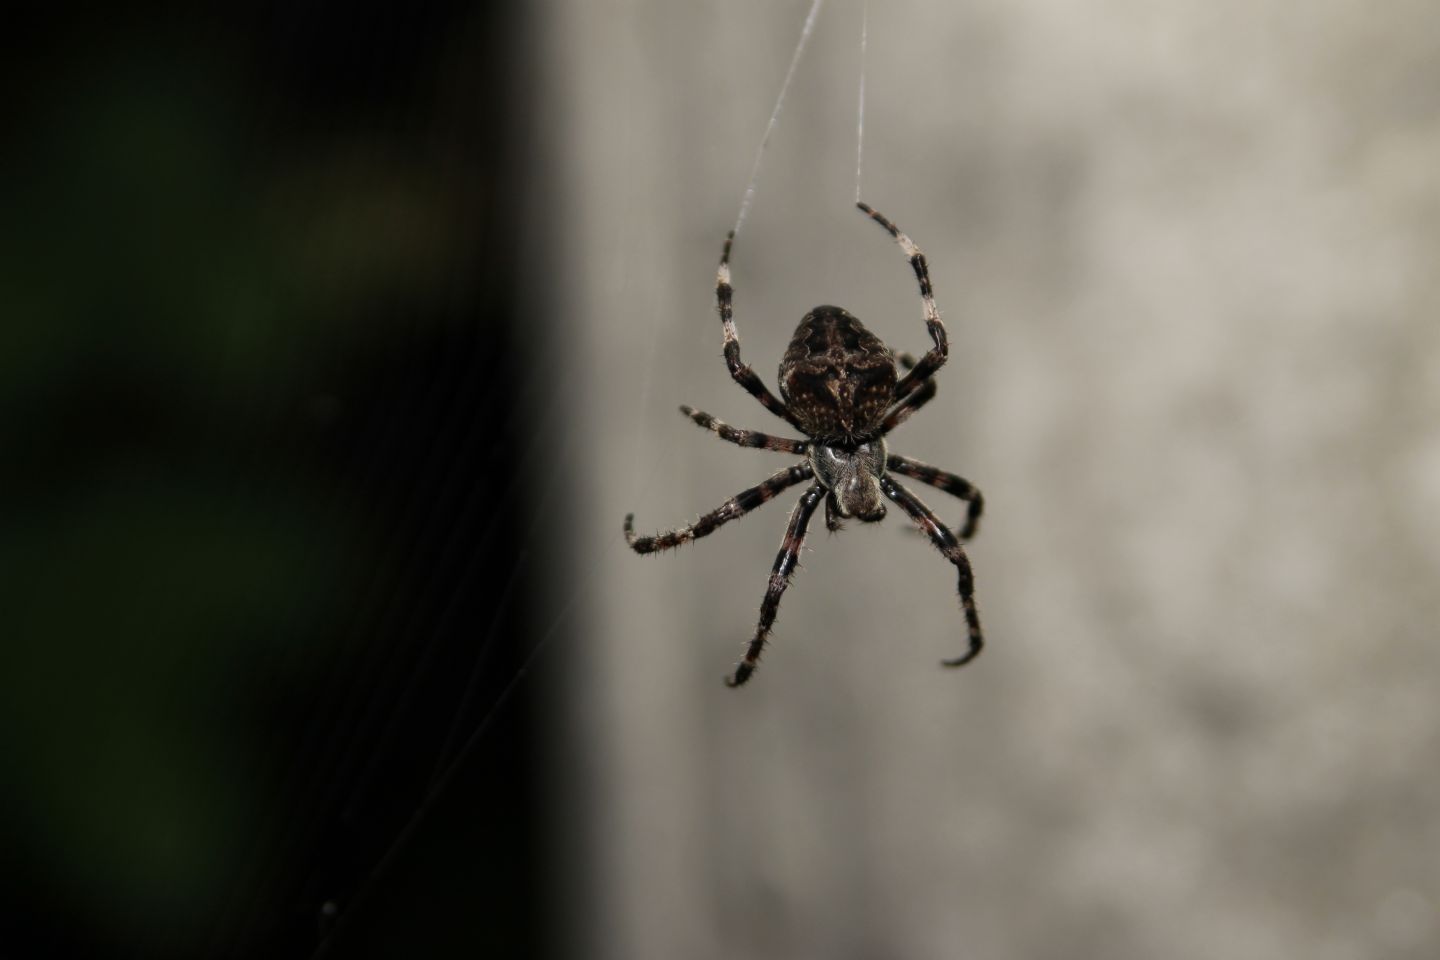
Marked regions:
[809,439,888,522]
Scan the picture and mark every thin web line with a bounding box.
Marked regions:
[732,0,827,239]
[311,589,583,960]
[854,0,868,203]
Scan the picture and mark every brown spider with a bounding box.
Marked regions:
[624,202,985,687]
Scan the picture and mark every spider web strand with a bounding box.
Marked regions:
[732,0,827,239]
[854,0,868,204]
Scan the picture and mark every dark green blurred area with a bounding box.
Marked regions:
[2,4,544,957]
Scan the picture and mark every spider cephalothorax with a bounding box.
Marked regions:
[624,203,986,687]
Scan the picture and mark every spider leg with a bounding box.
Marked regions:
[624,463,812,554]
[885,453,984,540]
[716,232,809,431]
[857,203,948,404]
[881,381,937,433]
[879,351,937,434]
[880,475,984,668]
[678,405,807,454]
[726,481,826,687]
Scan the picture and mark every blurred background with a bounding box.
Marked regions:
[6,1,1440,958]
[3,1,554,957]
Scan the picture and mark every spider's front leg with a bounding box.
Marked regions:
[880,475,984,668]
[727,482,825,687]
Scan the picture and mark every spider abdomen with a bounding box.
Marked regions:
[778,305,897,441]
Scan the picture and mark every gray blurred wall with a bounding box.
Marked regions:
[547,1,1440,957]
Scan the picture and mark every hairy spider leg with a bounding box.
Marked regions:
[726,482,826,687]
[716,232,809,432]
[624,463,813,554]
[881,352,938,433]
[885,453,985,541]
[880,475,984,667]
[677,405,808,454]
[881,354,980,537]
[856,203,949,405]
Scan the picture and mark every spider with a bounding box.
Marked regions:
[624,202,985,687]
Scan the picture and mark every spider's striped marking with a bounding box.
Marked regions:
[718,255,736,345]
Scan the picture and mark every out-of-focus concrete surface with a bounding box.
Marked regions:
[549,2,1440,957]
